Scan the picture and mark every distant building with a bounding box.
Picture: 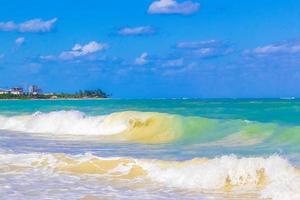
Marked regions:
[29,85,42,95]
[10,87,24,95]
[0,89,9,94]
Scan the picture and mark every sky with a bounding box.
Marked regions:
[0,0,300,98]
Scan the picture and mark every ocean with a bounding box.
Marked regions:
[0,99,299,200]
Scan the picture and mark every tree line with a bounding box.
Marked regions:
[0,89,110,99]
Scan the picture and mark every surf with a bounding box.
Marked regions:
[0,110,182,143]
[0,110,300,146]
[0,151,299,200]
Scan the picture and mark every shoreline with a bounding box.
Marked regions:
[0,98,110,100]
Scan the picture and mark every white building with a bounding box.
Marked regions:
[10,87,24,95]
[29,85,41,95]
[0,89,9,94]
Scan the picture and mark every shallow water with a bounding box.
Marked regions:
[1,99,300,199]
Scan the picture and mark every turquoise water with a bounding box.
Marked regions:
[1,99,299,124]
[0,99,300,199]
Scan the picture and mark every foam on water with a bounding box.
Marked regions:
[0,152,299,200]
[0,110,181,143]
[1,100,300,199]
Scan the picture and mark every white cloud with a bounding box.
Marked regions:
[59,41,108,60]
[15,37,25,45]
[176,40,219,49]
[176,40,232,58]
[148,0,200,15]
[135,52,148,65]
[40,55,56,61]
[118,26,155,35]
[243,41,300,58]
[0,18,57,33]
[0,21,15,31]
[193,48,214,56]
[252,44,300,55]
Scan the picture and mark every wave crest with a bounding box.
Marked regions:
[1,110,300,146]
[0,111,181,143]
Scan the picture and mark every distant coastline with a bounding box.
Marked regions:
[0,88,110,100]
[0,97,110,100]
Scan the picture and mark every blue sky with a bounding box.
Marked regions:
[0,0,300,98]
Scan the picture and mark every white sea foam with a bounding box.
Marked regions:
[139,155,300,200]
[0,110,181,143]
[0,152,299,200]
[0,110,131,136]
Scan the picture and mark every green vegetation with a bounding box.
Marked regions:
[0,93,32,100]
[77,89,109,98]
[0,89,110,99]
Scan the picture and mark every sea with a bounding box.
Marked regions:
[0,99,300,200]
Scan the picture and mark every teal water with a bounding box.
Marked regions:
[0,99,300,200]
[1,99,300,156]
[0,99,299,124]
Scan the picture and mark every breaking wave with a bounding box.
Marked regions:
[0,110,182,143]
[0,152,299,200]
[0,110,299,145]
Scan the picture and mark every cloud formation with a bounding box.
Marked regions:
[40,41,108,62]
[148,0,200,15]
[15,37,25,46]
[59,41,108,60]
[245,41,300,56]
[0,18,57,33]
[135,53,149,65]
[240,40,300,73]
[176,40,232,58]
[176,40,221,49]
[118,26,155,36]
